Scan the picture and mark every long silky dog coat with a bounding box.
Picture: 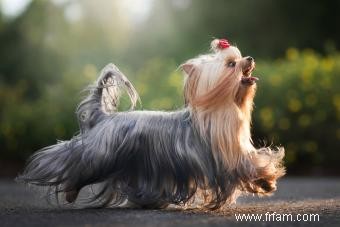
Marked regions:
[18,41,285,209]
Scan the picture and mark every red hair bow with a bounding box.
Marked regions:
[218,39,230,49]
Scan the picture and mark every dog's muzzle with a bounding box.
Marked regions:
[241,56,258,85]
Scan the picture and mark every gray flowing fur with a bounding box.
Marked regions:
[17,64,275,209]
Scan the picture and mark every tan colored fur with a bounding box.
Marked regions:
[182,40,285,197]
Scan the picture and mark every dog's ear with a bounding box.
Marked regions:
[181,63,196,76]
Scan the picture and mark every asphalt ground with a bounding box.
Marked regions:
[0,177,339,227]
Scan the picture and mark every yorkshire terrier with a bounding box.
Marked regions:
[17,39,285,209]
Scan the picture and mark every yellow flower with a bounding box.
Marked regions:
[286,48,299,61]
[301,68,313,85]
[321,57,335,72]
[288,98,302,112]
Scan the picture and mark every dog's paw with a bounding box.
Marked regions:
[65,189,80,203]
[254,178,277,193]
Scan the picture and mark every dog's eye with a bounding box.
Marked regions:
[227,61,236,67]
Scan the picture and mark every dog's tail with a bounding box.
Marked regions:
[76,63,140,133]
[16,63,140,203]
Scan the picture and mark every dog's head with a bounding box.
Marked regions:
[182,39,258,111]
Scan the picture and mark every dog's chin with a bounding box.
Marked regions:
[241,64,258,85]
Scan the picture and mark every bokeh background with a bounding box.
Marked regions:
[0,0,339,177]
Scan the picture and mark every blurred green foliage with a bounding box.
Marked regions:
[253,49,340,174]
[0,0,339,174]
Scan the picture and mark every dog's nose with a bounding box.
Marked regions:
[246,56,254,62]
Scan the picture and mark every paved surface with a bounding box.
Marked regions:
[0,178,339,226]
